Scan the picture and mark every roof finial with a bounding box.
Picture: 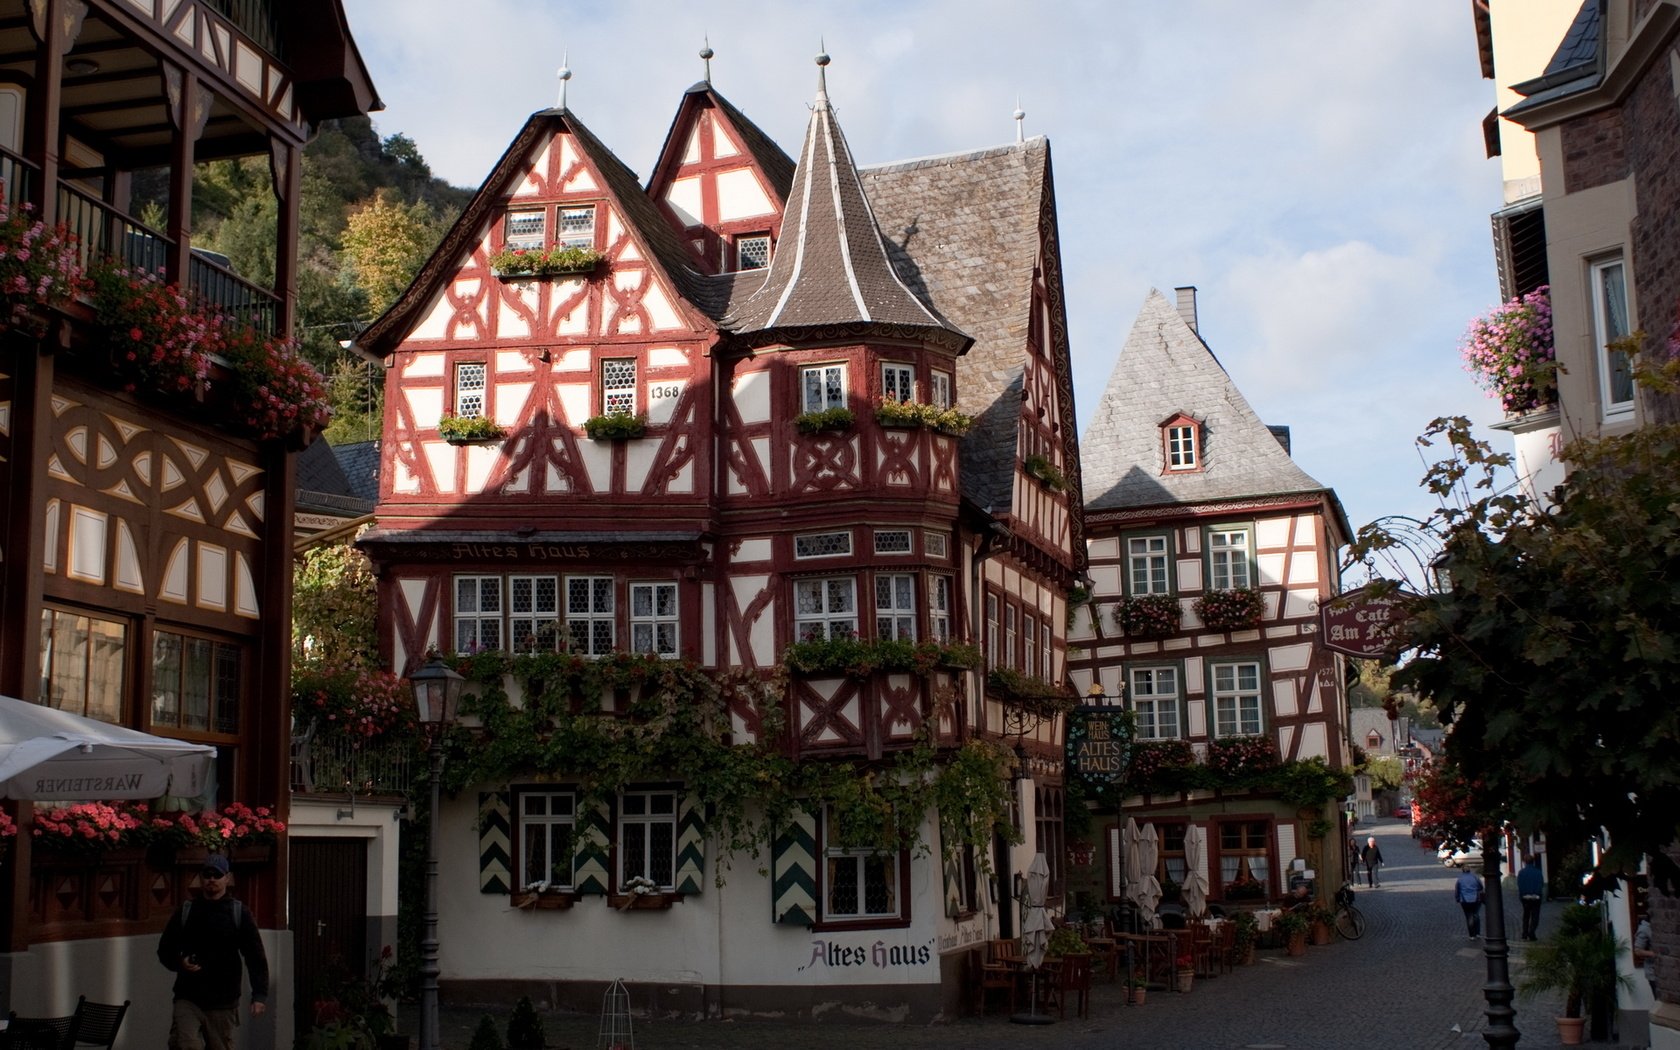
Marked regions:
[1014,96,1025,143]
[815,42,829,102]
[700,36,713,83]
[556,49,572,109]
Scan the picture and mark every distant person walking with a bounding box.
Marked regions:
[1516,854,1545,940]
[1361,836,1385,887]
[1455,866,1484,938]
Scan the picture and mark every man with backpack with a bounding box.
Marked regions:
[1454,865,1484,938]
[157,853,269,1050]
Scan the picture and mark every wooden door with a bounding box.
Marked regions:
[290,838,368,1028]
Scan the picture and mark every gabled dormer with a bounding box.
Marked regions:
[647,82,795,276]
[1159,412,1205,474]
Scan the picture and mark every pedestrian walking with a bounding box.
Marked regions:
[1348,837,1361,878]
[1454,866,1484,938]
[1516,854,1545,940]
[157,853,269,1050]
[1361,836,1385,887]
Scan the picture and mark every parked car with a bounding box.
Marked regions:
[1395,802,1411,819]
[1440,841,1483,868]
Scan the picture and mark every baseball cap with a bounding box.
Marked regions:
[202,854,230,877]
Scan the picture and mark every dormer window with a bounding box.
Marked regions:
[558,205,596,249]
[505,210,544,251]
[1161,414,1201,472]
[736,233,771,271]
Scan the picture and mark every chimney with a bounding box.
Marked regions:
[1174,286,1198,333]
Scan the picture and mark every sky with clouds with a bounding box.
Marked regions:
[344,0,1515,542]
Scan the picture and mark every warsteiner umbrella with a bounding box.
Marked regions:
[0,694,215,800]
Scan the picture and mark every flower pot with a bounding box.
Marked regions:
[1175,970,1194,993]
[1128,987,1147,1005]
[1556,1016,1585,1045]
[1310,921,1334,945]
[1285,931,1307,957]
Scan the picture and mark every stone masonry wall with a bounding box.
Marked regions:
[1628,35,1680,423]
[1560,107,1628,194]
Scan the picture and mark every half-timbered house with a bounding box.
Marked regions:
[353,57,1084,1021]
[1067,288,1354,916]
[0,0,377,1034]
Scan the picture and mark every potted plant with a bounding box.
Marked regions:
[1174,951,1195,992]
[490,244,603,278]
[1045,925,1088,959]
[1276,909,1310,956]
[1114,594,1182,639]
[1460,284,1556,413]
[1127,970,1149,1004]
[793,406,854,434]
[1193,586,1265,631]
[505,995,545,1050]
[1517,904,1631,1045]
[582,410,647,441]
[873,398,974,435]
[1232,911,1259,965]
[1023,453,1065,490]
[438,413,506,444]
[1308,904,1336,945]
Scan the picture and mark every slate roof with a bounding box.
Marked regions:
[332,440,381,504]
[1081,289,1342,523]
[1506,0,1602,114]
[727,67,966,348]
[860,138,1068,518]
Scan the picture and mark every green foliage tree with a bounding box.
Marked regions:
[293,542,378,670]
[1362,414,1680,890]
[1361,754,1405,793]
[342,189,444,316]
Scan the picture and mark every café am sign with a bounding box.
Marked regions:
[1320,590,1414,659]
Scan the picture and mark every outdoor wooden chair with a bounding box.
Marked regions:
[1190,922,1218,978]
[69,997,130,1050]
[1057,952,1092,1019]
[1,1013,74,1050]
[977,938,1018,1016]
[1215,920,1237,975]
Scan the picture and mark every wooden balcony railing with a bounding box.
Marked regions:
[1,145,280,336]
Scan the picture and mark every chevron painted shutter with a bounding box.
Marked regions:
[572,800,613,895]
[674,793,706,894]
[478,791,511,894]
[771,805,818,925]
[939,823,962,918]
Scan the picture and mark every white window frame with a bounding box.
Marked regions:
[821,809,901,921]
[1208,528,1253,591]
[794,531,853,559]
[985,594,1000,670]
[1004,605,1017,671]
[1210,661,1264,737]
[1166,423,1198,470]
[801,364,847,413]
[504,209,545,251]
[1127,534,1171,595]
[454,575,503,653]
[629,582,679,658]
[1590,256,1635,417]
[454,362,487,419]
[1023,613,1039,677]
[618,788,678,891]
[1129,665,1182,740]
[881,362,914,403]
[602,358,637,416]
[557,204,596,249]
[1040,621,1052,684]
[873,529,912,555]
[874,573,917,641]
[518,789,575,892]
[565,576,615,656]
[930,371,952,410]
[795,576,858,641]
[508,574,559,653]
[929,575,953,643]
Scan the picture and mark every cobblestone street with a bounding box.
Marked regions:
[411,819,1616,1049]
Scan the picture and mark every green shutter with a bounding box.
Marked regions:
[771,805,818,925]
[572,800,612,895]
[675,793,706,894]
[478,791,511,894]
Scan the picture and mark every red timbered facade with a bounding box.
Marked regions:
[356,60,1084,1021]
[1068,288,1355,915]
[0,0,376,1031]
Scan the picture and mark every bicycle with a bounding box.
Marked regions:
[1333,881,1367,940]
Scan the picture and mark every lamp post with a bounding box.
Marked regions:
[1480,830,1519,1048]
[409,655,464,1050]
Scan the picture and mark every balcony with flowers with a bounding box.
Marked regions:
[290,663,419,801]
[1461,285,1556,415]
[0,200,330,447]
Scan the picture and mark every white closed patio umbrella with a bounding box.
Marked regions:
[1138,823,1162,927]
[1013,853,1056,1025]
[0,694,215,800]
[1182,825,1211,919]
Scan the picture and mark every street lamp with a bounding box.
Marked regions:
[409,655,464,1050]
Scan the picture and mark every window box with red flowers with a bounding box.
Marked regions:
[1114,594,1182,639]
[490,245,603,278]
[1206,734,1279,778]
[1194,587,1265,632]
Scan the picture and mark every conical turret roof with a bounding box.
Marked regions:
[728,57,966,348]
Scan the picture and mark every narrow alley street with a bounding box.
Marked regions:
[419,819,1599,1049]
